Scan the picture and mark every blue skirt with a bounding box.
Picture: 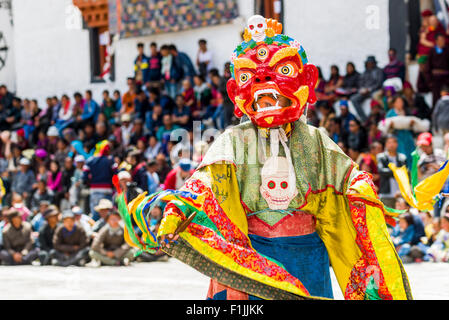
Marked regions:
[248,232,333,299]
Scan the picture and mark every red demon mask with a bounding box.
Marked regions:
[227,19,318,128]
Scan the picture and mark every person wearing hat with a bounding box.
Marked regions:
[163,157,194,190]
[72,206,95,239]
[417,132,446,181]
[11,157,36,203]
[88,211,133,266]
[92,199,114,234]
[50,209,89,267]
[37,207,60,265]
[30,200,51,232]
[119,113,134,148]
[350,55,384,122]
[0,209,39,265]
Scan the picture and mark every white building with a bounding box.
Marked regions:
[0,0,431,105]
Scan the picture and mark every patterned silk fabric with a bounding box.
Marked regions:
[121,120,412,300]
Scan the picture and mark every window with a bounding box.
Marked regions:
[73,0,114,82]
[254,0,284,25]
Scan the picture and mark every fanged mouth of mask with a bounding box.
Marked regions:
[251,89,292,112]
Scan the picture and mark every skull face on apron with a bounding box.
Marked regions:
[260,156,298,210]
[259,128,298,210]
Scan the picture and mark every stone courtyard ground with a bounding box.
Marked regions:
[0,258,446,300]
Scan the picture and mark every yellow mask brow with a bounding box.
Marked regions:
[268,47,301,68]
[233,58,257,70]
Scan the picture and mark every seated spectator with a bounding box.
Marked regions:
[377,135,407,208]
[386,95,415,166]
[38,207,60,265]
[426,214,449,262]
[403,81,431,120]
[181,79,196,112]
[92,199,114,234]
[146,160,161,194]
[68,155,85,207]
[11,157,36,203]
[144,135,162,161]
[156,114,180,142]
[128,150,148,192]
[350,56,384,122]
[146,104,164,137]
[30,179,54,214]
[417,132,446,181]
[88,211,133,267]
[336,62,360,97]
[391,213,416,263]
[0,209,39,265]
[72,206,94,240]
[338,100,356,135]
[172,95,191,130]
[347,119,367,153]
[193,74,212,120]
[50,210,89,266]
[31,200,50,232]
[163,158,194,190]
[121,77,137,115]
[324,65,343,102]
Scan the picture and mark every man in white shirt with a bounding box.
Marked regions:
[196,39,214,79]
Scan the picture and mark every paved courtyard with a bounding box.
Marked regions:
[0,259,446,300]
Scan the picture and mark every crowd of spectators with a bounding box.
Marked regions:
[0,9,448,267]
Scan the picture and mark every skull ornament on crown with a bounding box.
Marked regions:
[227,15,319,128]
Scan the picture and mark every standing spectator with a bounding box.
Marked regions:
[197,39,213,79]
[377,135,407,208]
[428,33,449,107]
[432,85,449,134]
[0,209,39,265]
[88,211,133,266]
[350,56,384,121]
[50,210,89,266]
[160,44,183,99]
[134,42,150,86]
[147,42,162,88]
[170,44,196,83]
[82,142,115,221]
[383,48,406,82]
[38,207,60,265]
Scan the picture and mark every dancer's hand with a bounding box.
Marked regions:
[160,233,180,249]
